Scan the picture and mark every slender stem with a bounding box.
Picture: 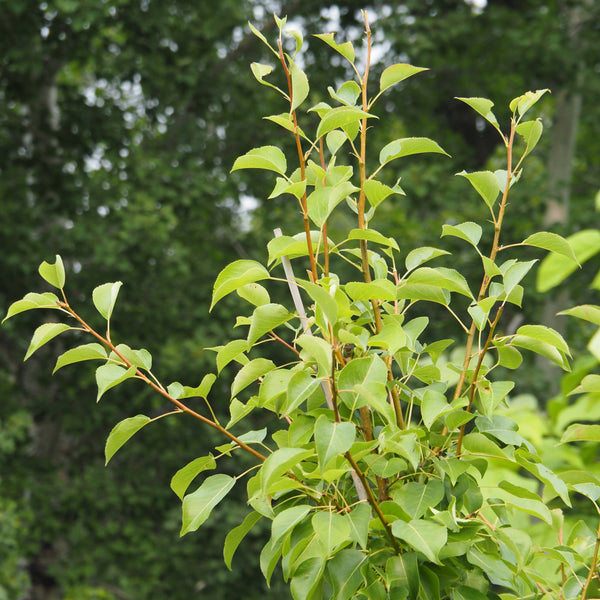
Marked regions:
[318,138,330,277]
[345,451,400,554]
[581,509,600,600]
[456,305,503,455]
[277,40,318,282]
[61,302,267,462]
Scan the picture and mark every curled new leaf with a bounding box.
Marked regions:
[170,455,217,500]
[95,364,137,402]
[38,255,66,289]
[3,292,61,322]
[92,281,123,321]
[105,414,151,464]
[379,63,428,94]
[314,32,355,63]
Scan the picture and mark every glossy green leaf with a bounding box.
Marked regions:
[271,505,313,546]
[224,510,262,570]
[561,424,600,444]
[346,503,370,549]
[326,549,365,600]
[215,339,249,374]
[391,481,445,519]
[503,260,537,297]
[461,432,509,459]
[537,229,600,292]
[247,303,293,346]
[231,358,276,397]
[110,344,152,370]
[236,282,271,307]
[316,106,374,139]
[314,32,355,63]
[181,474,236,535]
[558,304,600,326]
[522,231,578,263]
[170,455,217,500]
[290,59,309,111]
[328,80,361,106]
[421,389,452,430]
[441,221,482,248]
[405,247,450,272]
[407,267,473,298]
[53,343,108,373]
[379,137,449,166]
[267,231,329,265]
[368,314,407,355]
[457,170,501,208]
[396,283,449,306]
[286,370,321,415]
[348,228,399,251]
[345,279,396,301]
[338,355,387,411]
[515,119,543,158]
[312,510,350,554]
[510,89,549,117]
[250,62,283,94]
[302,281,338,326]
[25,323,72,361]
[95,364,137,402]
[515,324,570,355]
[290,557,325,600]
[231,145,287,175]
[260,447,313,494]
[3,292,60,322]
[380,63,427,93]
[211,259,270,309]
[456,97,503,138]
[264,114,308,140]
[105,414,151,464]
[296,334,332,376]
[391,519,447,564]
[307,181,359,227]
[314,415,355,473]
[92,281,122,321]
[38,255,66,289]
[363,179,405,208]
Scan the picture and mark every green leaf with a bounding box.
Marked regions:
[25,323,72,360]
[441,222,482,248]
[272,505,313,546]
[297,334,332,377]
[231,146,287,175]
[407,267,473,298]
[457,171,501,208]
[236,282,271,307]
[536,229,600,292]
[502,260,537,298]
[396,283,450,306]
[515,119,543,158]
[95,364,137,402]
[290,59,309,111]
[307,181,359,227]
[170,455,217,500]
[214,339,249,373]
[250,62,283,94]
[314,415,355,473]
[328,80,361,106]
[326,549,365,600]
[363,179,405,209]
[3,292,60,322]
[316,106,374,139]
[338,355,387,411]
[461,432,509,459]
[405,247,450,272]
[514,324,571,355]
[348,228,400,251]
[231,358,276,397]
[267,231,329,265]
[105,415,151,464]
[224,510,262,570]
[312,511,350,555]
[290,557,326,600]
[111,344,152,370]
[380,63,428,93]
[456,97,503,138]
[260,447,313,494]
[285,370,321,415]
[53,343,108,373]
[510,89,549,117]
[181,474,236,535]
[92,281,122,320]
[314,32,355,63]
[420,389,452,430]
[346,503,370,549]
[561,424,600,444]
[302,281,338,326]
[391,519,447,564]
[368,314,407,355]
[247,303,293,346]
[264,114,308,139]
[522,231,578,264]
[38,255,66,289]
[558,304,600,327]
[211,259,270,309]
[345,279,396,301]
[379,137,449,166]
[391,481,445,519]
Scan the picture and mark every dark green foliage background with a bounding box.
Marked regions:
[1,0,598,598]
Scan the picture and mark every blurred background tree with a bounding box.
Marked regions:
[1,0,598,598]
